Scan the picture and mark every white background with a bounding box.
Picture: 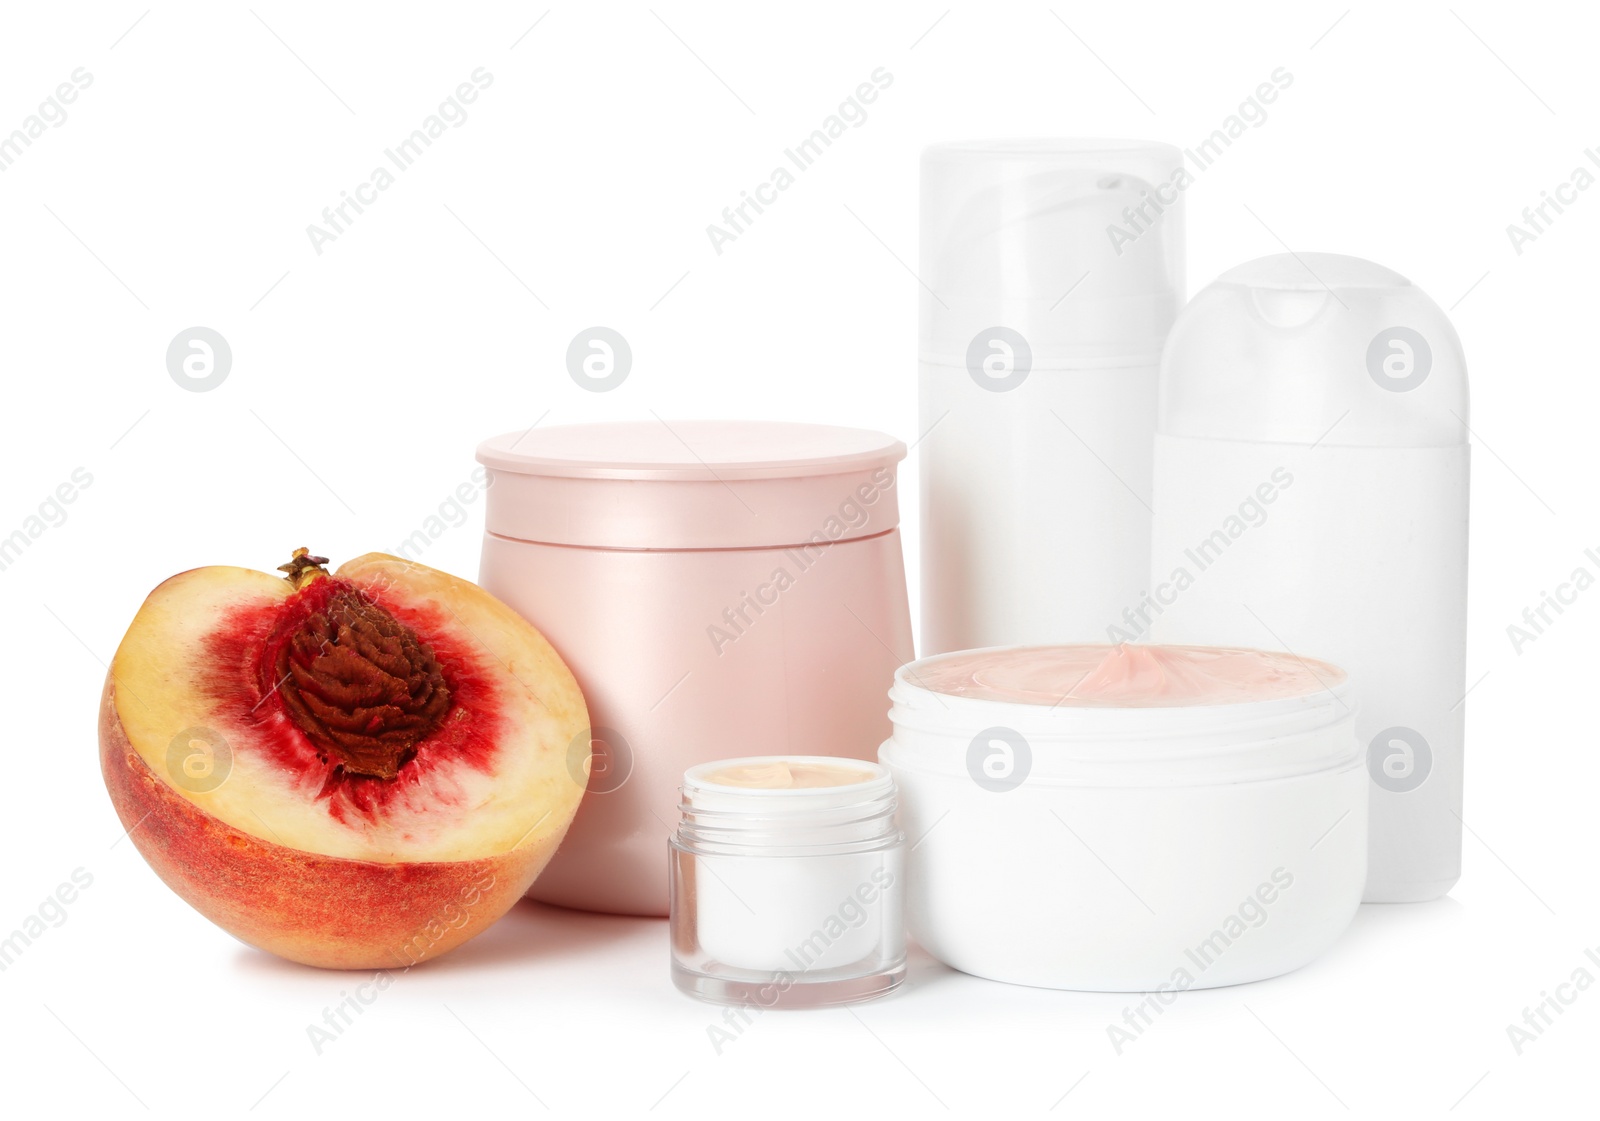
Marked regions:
[0,1,1593,1116]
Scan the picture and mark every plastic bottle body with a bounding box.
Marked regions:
[1149,252,1470,904]
[920,358,1158,653]
[916,139,1183,653]
[1148,435,1468,902]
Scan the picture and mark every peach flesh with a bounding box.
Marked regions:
[99,552,589,968]
[101,680,554,968]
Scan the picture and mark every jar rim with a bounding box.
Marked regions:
[895,643,1349,714]
[677,758,900,855]
[885,658,1359,787]
[683,756,891,800]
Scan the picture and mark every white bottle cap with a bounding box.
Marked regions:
[1159,253,1468,447]
[919,139,1185,370]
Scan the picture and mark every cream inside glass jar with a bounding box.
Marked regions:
[670,757,905,1008]
[881,644,1366,992]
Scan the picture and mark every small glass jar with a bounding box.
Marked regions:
[669,756,906,1008]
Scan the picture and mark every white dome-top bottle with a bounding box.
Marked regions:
[918,139,1184,654]
[1145,253,1469,903]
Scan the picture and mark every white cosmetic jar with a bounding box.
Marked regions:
[670,757,906,1007]
[880,645,1366,991]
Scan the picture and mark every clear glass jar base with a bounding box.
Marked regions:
[672,959,906,1009]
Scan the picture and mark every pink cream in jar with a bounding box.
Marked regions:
[882,642,1366,991]
[910,642,1341,707]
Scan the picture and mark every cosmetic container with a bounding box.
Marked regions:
[918,139,1184,654]
[670,757,906,1007]
[881,644,1365,991]
[1147,253,1469,902]
[477,422,913,916]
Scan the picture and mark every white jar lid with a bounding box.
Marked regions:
[1158,253,1468,447]
[919,138,1185,370]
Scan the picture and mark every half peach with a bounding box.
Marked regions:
[99,550,589,969]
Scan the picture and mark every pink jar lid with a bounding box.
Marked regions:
[477,421,906,550]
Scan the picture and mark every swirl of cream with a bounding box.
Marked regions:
[913,644,1343,707]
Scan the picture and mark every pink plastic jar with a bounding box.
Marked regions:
[477,421,913,916]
